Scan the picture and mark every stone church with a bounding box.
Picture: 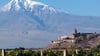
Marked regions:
[44,28,100,49]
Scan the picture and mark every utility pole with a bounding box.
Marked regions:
[40,50,43,56]
[63,49,67,56]
[2,49,5,56]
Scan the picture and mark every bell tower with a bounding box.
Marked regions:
[73,28,77,34]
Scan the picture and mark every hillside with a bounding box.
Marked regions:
[45,29,100,49]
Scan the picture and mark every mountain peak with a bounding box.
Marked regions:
[11,0,31,2]
[10,0,46,5]
[1,0,48,11]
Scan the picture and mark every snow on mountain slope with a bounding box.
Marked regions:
[0,0,100,48]
[1,0,46,11]
[1,0,57,14]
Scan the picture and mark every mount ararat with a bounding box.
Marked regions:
[0,0,100,48]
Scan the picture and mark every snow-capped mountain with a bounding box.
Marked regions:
[1,0,58,15]
[1,0,47,11]
[0,0,100,48]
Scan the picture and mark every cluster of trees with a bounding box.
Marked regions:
[67,49,100,56]
[0,47,100,56]
[5,48,40,56]
[43,50,63,56]
[5,48,63,56]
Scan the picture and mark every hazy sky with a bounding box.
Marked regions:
[0,0,100,16]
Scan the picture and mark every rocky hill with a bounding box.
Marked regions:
[45,29,100,49]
